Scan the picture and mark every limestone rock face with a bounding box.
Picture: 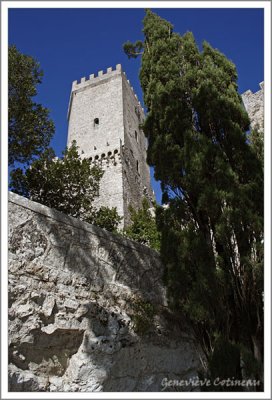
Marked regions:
[8,192,202,392]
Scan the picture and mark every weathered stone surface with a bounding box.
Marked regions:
[242,82,264,132]
[8,192,203,392]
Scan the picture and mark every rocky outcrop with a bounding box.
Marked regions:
[8,192,203,392]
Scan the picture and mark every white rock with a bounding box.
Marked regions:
[16,304,33,318]
[42,295,55,317]
[64,298,79,310]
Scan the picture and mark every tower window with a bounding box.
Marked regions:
[94,118,99,125]
[135,130,138,142]
[136,160,139,173]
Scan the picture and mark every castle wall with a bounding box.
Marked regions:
[241,82,264,132]
[91,150,124,220]
[122,76,154,225]
[8,192,202,392]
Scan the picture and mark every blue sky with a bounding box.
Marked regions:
[8,7,264,203]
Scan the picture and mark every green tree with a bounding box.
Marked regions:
[8,45,55,166]
[125,10,263,387]
[249,127,264,166]
[93,206,122,233]
[10,141,121,232]
[124,198,161,251]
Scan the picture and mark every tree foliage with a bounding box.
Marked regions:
[93,206,122,233]
[125,10,263,387]
[123,40,144,59]
[249,127,264,166]
[124,198,161,251]
[10,141,121,232]
[8,45,55,166]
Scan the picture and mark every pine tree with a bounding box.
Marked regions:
[125,10,263,387]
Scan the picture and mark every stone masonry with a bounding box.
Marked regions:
[8,192,203,392]
[241,82,264,132]
[67,65,154,228]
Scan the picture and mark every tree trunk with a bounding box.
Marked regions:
[251,334,264,390]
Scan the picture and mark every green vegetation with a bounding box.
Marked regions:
[10,141,121,232]
[9,47,121,232]
[124,10,263,388]
[124,198,161,251]
[92,206,122,233]
[131,298,156,335]
[8,45,55,167]
[249,127,264,166]
[10,141,102,218]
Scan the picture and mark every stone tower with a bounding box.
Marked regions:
[67,64,154,227]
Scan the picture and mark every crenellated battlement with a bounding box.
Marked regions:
[241,81,264,103]
[72,64,123,90]
[69,64,144,114]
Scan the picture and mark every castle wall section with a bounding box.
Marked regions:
[121,76,154,225]
[91,150,124,221]
[241,82,264,132]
